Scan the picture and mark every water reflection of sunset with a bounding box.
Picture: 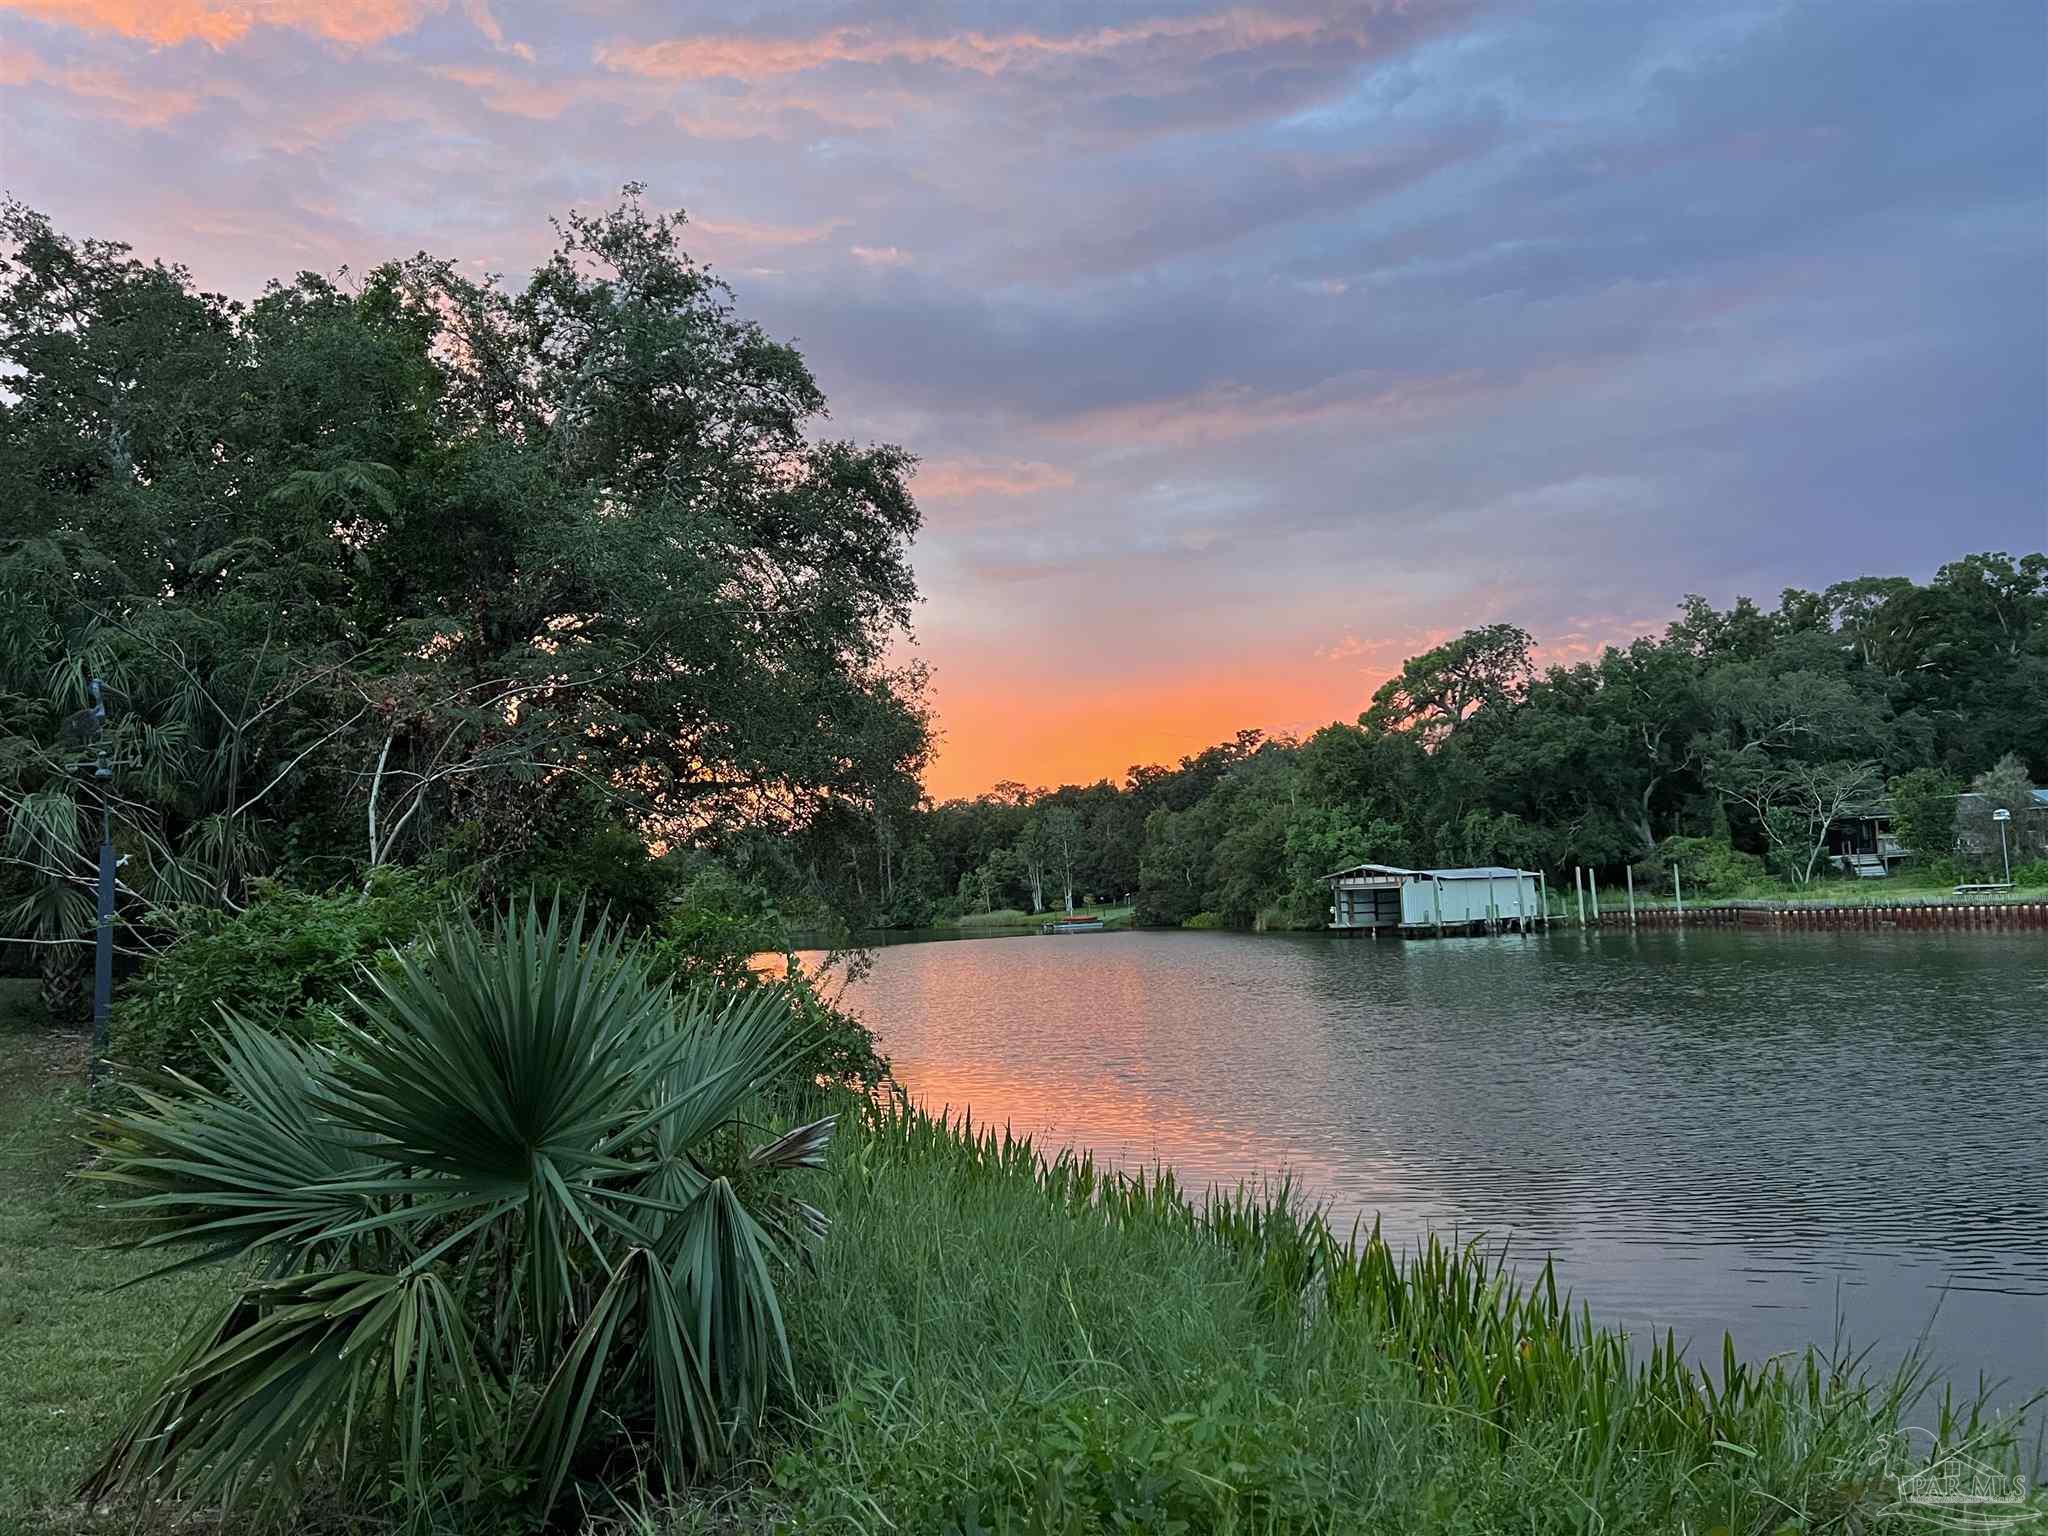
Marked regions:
[893,1057,1421,1216]
[811,929,2048,1403]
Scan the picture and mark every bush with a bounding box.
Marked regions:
[1181,911,1224,930]
[956,907,1035,928]
[783,969,892,1099]
[108,869,450,1077]
[1913,855,1963,886]
[647,868,891,1098]
[84,903,834,1524]
[493,820,691,933]
[2012,859,2048,888]
[1637,836,1764,898]
[650,866,791,991]
[1888,766,1962,859]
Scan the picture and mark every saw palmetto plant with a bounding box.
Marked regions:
[80,901,834,1518]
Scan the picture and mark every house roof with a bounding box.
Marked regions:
[1323,863,1529,882]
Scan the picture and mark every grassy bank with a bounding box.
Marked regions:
[4,1001,2042,1534]
[0,986,228,1535]
[1556,871,2048,916]
[950,903,1136,931]
[654,1110,2044,1534]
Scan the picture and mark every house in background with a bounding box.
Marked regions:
[1955,787,2048,865]
[1824,801,1908,879]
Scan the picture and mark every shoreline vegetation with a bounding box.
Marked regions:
[857,874,2048,944]
[4,978,2044,1535]
[950,903,1137,931]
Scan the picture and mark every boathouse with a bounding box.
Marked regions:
[1323,863,1544,935]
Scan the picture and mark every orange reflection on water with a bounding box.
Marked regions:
[804,938,1424,1216]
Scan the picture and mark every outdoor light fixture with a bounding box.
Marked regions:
[72,677,117,1091]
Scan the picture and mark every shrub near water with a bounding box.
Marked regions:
[108,868,448,1077]
[646,866,892,1097]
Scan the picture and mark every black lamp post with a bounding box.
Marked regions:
[79,678,116,1091]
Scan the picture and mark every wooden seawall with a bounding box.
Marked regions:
[1593,902,2048,931]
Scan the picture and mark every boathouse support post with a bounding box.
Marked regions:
[1589,872,1601,925]
[1539,870,1550,926]
[1432,878,1444,937]
[1575,868,1586,927]
[1515,871,1527,932]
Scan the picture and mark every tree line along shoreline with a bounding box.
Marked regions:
[847,566,2047,939]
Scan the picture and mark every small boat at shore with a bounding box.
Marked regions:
[1041,916,1106,933]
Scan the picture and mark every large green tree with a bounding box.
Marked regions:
[0,192,930,954]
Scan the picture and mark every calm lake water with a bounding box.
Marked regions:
[819,927,2048,1403]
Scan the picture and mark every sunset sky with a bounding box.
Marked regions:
[5,0,2044,798]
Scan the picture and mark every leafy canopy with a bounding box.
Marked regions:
[0,190,929,949]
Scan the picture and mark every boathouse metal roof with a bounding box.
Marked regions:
[1322,863,1528,882]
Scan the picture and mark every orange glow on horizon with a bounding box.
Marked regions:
[917,652,1377,800]
[913,616,1666,801]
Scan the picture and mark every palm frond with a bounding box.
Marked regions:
[82,1270,485,1511]
[83,1021,383,1277]
[83,899,830,1518]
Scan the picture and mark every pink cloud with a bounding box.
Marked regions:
[1,40,207,123]
[849,243,912,268]
[914,457,1076,500]
[1047,369,1496,446]
[1,0,441,46]
[424,63,890,140]
[4,0,536,50]
[596,9,1364,84]
[689,216,846,249]
[427,64,597,120]
[458,0,530,61]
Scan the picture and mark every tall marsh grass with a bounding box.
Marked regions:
[643,1099,2045,1534]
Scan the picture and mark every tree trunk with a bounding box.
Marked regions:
[39,941,87,1024]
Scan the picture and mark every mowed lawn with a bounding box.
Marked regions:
[0,983,226,1535]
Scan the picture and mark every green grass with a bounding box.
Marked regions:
[1596,872,2048,913]
[951,904,1136,930]
[0,986,228,1535]
[639,1105,2047,1535]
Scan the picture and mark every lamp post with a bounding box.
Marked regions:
[1993,807,2012,886]
[79,678,116,1093]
